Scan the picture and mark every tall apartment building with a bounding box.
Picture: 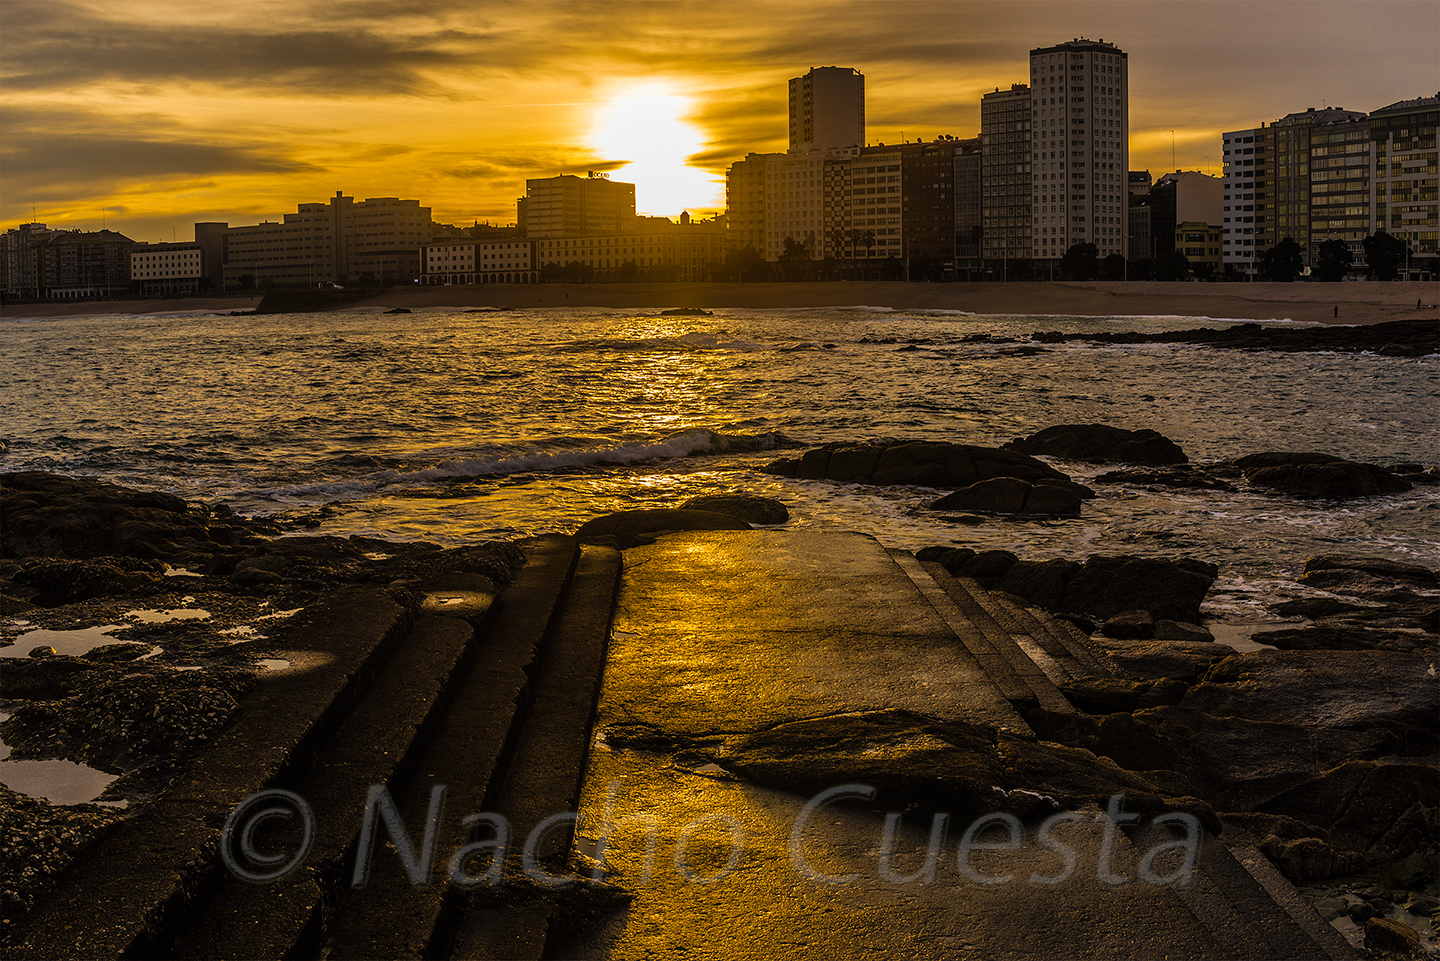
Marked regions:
[1222,127,1274,278]
[981,84,1033,269]
[953,139,984,277]
[1270,107,1366,264]
[222,192,433,288]
[518,173,636,239]
[1307,113,1372,270]
[1368,95,1438,278]
[900,139,961,273]
[789,67,865,153]
[726,153,769,254]
[1029,38,1129,264]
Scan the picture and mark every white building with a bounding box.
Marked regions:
[1222,126,1269,278]
[131,242,204,295]
[789,67,865,153]
[421,240,535,284]
[1029,38,1129,264]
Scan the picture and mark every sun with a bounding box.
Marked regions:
[590,84,723,218]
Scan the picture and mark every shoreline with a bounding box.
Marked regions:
[3,280,1435,325]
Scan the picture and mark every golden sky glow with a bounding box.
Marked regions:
[2,0,1436,243]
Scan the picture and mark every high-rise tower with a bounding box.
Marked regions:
[789,66,865,153]
[1029,38,1129,265]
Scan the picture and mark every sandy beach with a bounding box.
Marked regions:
[3,281,1436,324]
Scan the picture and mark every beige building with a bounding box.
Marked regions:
[1175,221,1223,274]
[1030,38,1129,265]
[789,67,865,153]
[1368,95,1438,278]
[532,214,726,282]
[131,242,204,295]
[519,173,636,239]
[222,192,432,288]
[421,240,536,285]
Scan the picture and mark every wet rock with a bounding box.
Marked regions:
[1004,424,1188,466]
[1092,466,1237,492]
[1261,626,1430,653]
[1153,620,1213,643]
[575,509,750,549]
[1231,453,1412,499]
[0,472,264,561]
[1036,478,1097,500]
[1261,836,1350,884]
[762,441,1066,487]
[1060,555,1218,624]
[957,550,1018,580]
[936,549,977,575]
[1304,553,1438,587]
[83,642,153,663]
[1027,318,1437,355]
[27,645,56,658]
[1365,917,1422,954]
[1102,610,1155,640]
[1058,678,1149,714]
[0,657,98,698]
[993,559,1082,610]
[914,546,955,562]
[680,494,789,525]
[1092,638,1230,683]
[929,477,1082,516]
[10,557,166,606]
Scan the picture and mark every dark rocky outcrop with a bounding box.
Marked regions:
[1093,466,1237,492]
[761,441,1066,487]
[929,477,1082,516]
[1264,554,1440,653]
[574,509,750,548]
[1228,452,1411,499]
[1028,318,1438,357]
[1,472,266,563]
[1004,424,1188,466]
[680,494,789,525]
[1102,610,1155,640]
[992,559,1082,610]
[1059,556,1218,624]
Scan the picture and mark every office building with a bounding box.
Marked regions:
[1029,38,1129,264]
[789,67,865,153]
[131,242,205,295]
[981,83,1034,270]
[519,173,636,239]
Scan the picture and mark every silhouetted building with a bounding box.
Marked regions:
[725,153,770,256]
[1147,171,1222,259]
[982,83,1033,271]
[1030,38,1129,265]
[519,173,636,239]
[131,241,204,295]
[953,138,984,278]
[790,67,865,153]
[41,229,135,299]
[2,223,63,298]
[900,139,961,277]
[1269,107,1366,265]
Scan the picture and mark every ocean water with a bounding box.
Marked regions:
[3,305,1437,630]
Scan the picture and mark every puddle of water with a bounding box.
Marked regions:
[221,626,259,640]
[0,713,126,807]
[163,567,202,577]
[125,608,210,624]
[1209,622,1283,653]
[259,659,290,671]
[1,624,128,659]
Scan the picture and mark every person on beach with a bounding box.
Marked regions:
[1334,305,1338,318]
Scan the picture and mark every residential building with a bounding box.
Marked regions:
[767,151,839,261]
[42,230,135,299]
[1147,171,1222,259]
[1222,127,1273,278]
[953,138,984,278]
[421,240,535,285]
[823,146,901,268]
[131,241,205,295]
[725,152,773,256]
[222,192,433,288]
[790,67,865,153]
[1030,38,1130,265]
[1175,221,1223,275]
[1271,107,1367,264]
[1128,170,1153,263]
[900,138,962,276]
[518,173,636,239]
[1368,94,1438,279]
[981,84,1033,271]
[2,223,64,299]
[1307,113,1372,271]
[532,214,727,282]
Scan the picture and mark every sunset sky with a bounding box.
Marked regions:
[3,0,1437,243]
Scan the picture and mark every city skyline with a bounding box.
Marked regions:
[2,0,1436,242]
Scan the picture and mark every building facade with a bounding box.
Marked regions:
[1222,127,1274,278]
[1368,95,1438,278]
[40,230,135,299]
[131,242,205,295]
[421,240,535,285]
[532,215,727,282]
[222,192,433,288]
[1029,38,1130,265]
[519,173,636,239]
[789,67,865,153]
[1270,107,1367,265]
[981,84,1034,271]
[1147,170,1222,259]
[953,138,984,278]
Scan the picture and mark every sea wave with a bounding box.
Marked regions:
[551,331,767,353]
